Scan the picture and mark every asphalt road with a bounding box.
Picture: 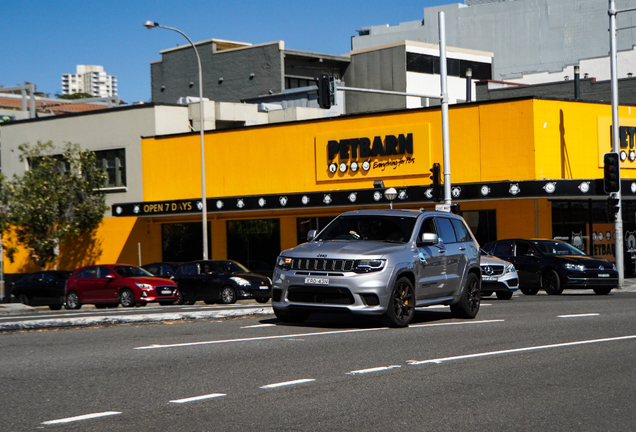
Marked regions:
[2,291,636,431]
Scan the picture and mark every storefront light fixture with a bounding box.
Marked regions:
[384,187,398,209]
[144,20,209,260]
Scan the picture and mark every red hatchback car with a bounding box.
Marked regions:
[64,264,179,309]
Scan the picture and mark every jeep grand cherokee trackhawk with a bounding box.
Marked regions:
[272,209,482,327]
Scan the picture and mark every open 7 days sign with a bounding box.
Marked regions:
[315,124,430,182]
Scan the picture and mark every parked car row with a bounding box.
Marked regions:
[10,260,273,310]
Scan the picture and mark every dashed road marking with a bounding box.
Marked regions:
[42,411,121,425]
[260,379,315,389]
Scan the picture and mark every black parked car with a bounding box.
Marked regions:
[173,260,272,305]
[482,238,618,295]
[11,271,71,310]
[141,262,180,279]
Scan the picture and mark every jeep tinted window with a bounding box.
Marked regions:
[435,217,458,243]
[316,215,416,243]
[450,218,472,242]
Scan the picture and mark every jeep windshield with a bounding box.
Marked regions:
[315,215,416,243]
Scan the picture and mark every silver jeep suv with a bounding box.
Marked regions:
[272,209,481,327]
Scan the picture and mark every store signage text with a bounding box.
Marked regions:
[327,133,414,161]
[144,201,193,214]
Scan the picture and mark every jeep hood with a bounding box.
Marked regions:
[283,240,406,258]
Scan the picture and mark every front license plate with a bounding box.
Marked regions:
[160,290,173,295]
[482,276,497,282]
[259,285,269,290]
[598,274,610,278]
[305,277,329,285]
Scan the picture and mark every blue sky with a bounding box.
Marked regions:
[2,0,456,103]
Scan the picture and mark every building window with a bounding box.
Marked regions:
[462,210,497,246]
[227,219,280,270]
[95,149,126,187]
[406,52,492,80]
[161,222,211,262]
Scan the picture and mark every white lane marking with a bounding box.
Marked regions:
[407,334,636,365]
[135,327,388,349]
[347,365,401,375]
[558,313,599,318]
[170,393,226,404]
[260,379,315,389]
[410,319,504,328]
[42,411,121,425]
[136,319,503,350]
[241,324,276,329]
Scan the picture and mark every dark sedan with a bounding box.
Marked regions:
[482,238,618,295]
[11,271,71,310]
[173,260,272,305]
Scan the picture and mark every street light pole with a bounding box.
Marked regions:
[144,21,208,260]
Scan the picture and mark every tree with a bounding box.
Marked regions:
[2,141,108,268]
[55,92,94,100]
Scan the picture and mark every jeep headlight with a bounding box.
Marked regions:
[354,259,386,273]
[230,277,251,286]
[505,263,516,274]
[564,263,585,272]
[276,256,292,270]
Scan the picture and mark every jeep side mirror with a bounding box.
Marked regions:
[418,232,439,245]
[307,230,317,241]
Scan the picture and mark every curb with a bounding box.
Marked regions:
[0,307,274,331]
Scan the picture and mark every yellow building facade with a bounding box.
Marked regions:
[6,97,636,277]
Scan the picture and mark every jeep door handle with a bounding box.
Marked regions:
[459,246,466,251]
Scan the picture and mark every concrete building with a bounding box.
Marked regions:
[150,40,349,110]
[343,41,492,113]
[351,0,636,86]
[62,65,118,97]
[150,37,492,115]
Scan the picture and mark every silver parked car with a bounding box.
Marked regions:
[272,209,482,327]
[480,253,519,299]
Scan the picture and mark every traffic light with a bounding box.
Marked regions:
[430,163,441,202]
[603,152,620,193]
[316,75,335,109]
[608,194,620,217]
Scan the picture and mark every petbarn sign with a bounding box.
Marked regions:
[315,124,430,181]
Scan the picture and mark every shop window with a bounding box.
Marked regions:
[461,210,496,246]
[95,148,126,187]
[296,216,337,244]
[162,222,211,262]
[227,219,280,271]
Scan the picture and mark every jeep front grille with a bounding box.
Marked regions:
[287,286,354,305]
[292,258,355,272]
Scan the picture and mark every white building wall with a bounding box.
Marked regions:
[61,65,118,97]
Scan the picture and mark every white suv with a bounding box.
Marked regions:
[272,209,482,327]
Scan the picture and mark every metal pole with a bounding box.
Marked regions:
[466,68,472,103]
[609,0,624,287]
[147,22,208,260]
[439,12,452,206]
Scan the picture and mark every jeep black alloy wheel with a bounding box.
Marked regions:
[381,277,415,328]
[450,273,480,319]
